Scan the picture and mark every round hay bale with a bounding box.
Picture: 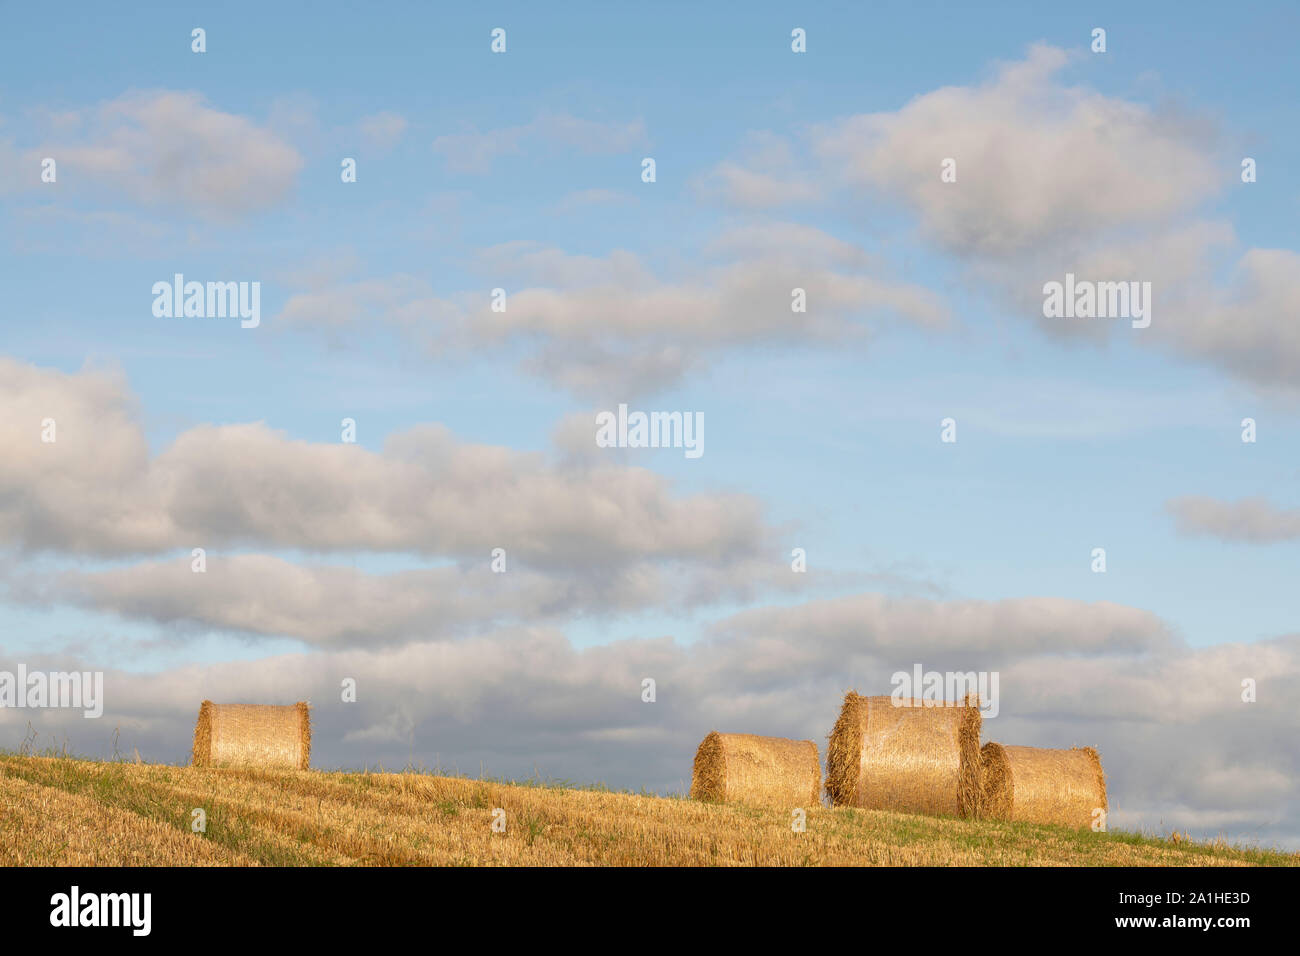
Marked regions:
[825,692,981,817]
[191,700,311,770]
[980,742,1107,829]
[690,732,820,808]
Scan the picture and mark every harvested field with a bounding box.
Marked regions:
[0,754,1290,866]
[0,767,255,866]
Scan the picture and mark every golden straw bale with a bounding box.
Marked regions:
[980,742,1107,829]
[690,732,820,808]
[191,700,311,770]
[825,692,981,817]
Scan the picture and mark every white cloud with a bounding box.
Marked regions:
[34,91,303,218]
[814,44,1220,255]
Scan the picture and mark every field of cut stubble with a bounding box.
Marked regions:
[0,755,1293,866]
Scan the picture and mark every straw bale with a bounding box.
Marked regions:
[690,731,820,808]
[191,700,311,770]
[825,692,981,816]
[980,742,1106,828]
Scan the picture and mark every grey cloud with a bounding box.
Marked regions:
[1161,249,1300,390]
[1167,495,1300,543]
[709,593,1176,664]
[0,359,766,565]
[10,552,818,648]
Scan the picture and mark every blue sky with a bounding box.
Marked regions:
[1,2,1297,846]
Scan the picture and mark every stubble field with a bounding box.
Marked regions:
[0,754,1292,867]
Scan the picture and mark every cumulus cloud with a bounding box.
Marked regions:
[814,44,1220,255]
[810,44,1300,391]
[31,91,303,217]
[976,219,1300,390]
[0,358,766,565]
[1161,248,1300,390]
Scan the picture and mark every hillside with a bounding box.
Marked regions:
[0,754,1292,866]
